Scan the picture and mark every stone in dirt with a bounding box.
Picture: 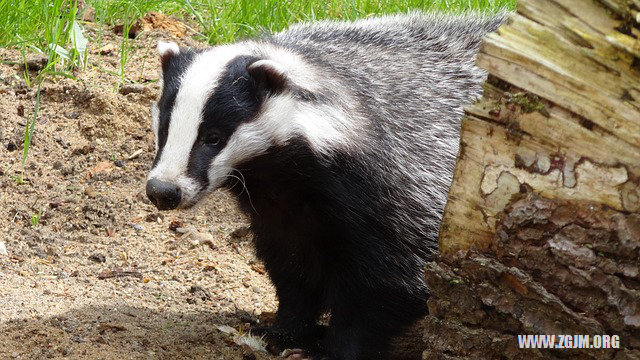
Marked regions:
[88,253,106,263]
[119,84,144,95]
[126,149,143,160]
[6,140,17,152]
[99,44,116,55]
[84,185,97,198]
[230,226,251,239]
[88,161,113,177]
[0,241,8,256]
[168,220,185,232]
[145,212,164,223]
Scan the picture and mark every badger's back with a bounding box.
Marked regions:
[265,12,505,249]
[272,12,503,116]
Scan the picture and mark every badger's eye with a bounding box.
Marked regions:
[203,134,222,147]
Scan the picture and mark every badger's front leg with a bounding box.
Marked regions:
[320,284,428,360]
[254,236,325,355]
[268,276,324,352]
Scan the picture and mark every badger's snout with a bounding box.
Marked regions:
[146,178,182,210]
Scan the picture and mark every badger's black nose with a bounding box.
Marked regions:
[146,179,182,210]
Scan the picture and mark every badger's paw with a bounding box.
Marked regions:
[251,324,327,356]
[249,326,293,355]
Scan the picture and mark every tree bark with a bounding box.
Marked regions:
[423,0,640,358]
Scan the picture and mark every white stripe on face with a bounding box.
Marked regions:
[148,45,249,203]
[202,94,355,193]
[151,102,159,152]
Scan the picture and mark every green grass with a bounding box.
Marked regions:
[188,0,514,44]
[0,0,515,182]
[0,0,515,84]
[83,0,515,44]
[31,210,43,227]
[2,0,515,67]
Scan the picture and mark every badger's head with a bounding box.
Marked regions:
[146,41,351,210]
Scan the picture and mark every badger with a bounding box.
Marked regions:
[146,11,505,360]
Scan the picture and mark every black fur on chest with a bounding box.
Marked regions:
[228,138,430,299]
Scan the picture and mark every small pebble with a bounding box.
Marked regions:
[61,166,75,176]
[6,141,17,152]
[231,226,250,238]
[0,241,8,256]
[175,227,190,234]
[99,43,116,55]
[192,231,213,242]
[88,253,106,263]
[84,185,97,198]
[133,224,144,231]
[119,84,144,95]
[114,159,125,167]
[145,212,164,223]
[169,220,184,232]
[66,111,80,119]
[72,335,86,343]
[127,149,143,160]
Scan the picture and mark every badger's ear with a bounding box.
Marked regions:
[247,59,288,94]
[157,40,180,71]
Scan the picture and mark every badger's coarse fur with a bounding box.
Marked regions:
[146,12,505,360]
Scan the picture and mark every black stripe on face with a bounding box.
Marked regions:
[186,55,264,189]
[152,49,198,168]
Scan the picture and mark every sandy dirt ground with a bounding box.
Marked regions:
[0,16,281,360]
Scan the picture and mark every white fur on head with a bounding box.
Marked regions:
[203,93,354,193]
[149,43,356,207]
[157,40,180,57]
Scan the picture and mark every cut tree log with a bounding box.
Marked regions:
[423,0,640,358]
[441,0,640,253]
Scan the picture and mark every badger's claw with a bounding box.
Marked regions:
[282,348,333,360]
[282,348,309,359]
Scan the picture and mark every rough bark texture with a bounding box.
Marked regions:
[422,0,640,358]
[424,193,640,359]
[440,0,640,253]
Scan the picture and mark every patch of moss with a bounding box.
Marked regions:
[507,92,548,115]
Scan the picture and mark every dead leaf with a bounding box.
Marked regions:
[88,161,113,178]
[97,269,143,280]
[251,263,266,275]
[143,12,187,38]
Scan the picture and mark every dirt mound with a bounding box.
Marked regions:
[0,21,277,360]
